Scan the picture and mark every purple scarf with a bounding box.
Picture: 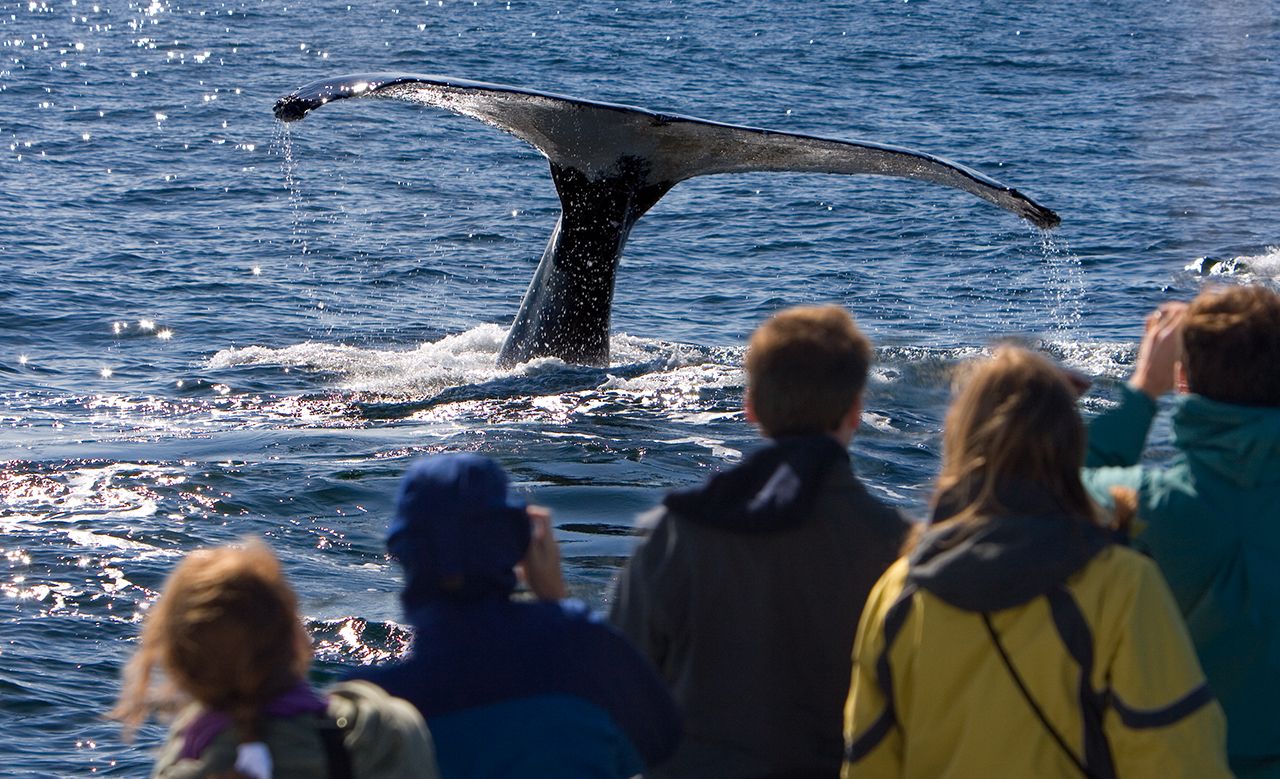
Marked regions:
[179,679,329,760]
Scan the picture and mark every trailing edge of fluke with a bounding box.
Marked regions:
[274,73,1060,368]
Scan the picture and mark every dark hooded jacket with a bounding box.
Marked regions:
[349,455,682,779]
[609,436,910,779]
[844,483,1231,779]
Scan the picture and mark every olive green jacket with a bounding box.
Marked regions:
[152,680,439,779]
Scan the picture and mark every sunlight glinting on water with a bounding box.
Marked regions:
[5,0,1280,772]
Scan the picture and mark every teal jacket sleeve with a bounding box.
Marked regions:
[1085,382,1159,468]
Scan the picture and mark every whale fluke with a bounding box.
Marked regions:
[275,73,1060,367]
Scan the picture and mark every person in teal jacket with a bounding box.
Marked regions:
[1082,283,1280,779]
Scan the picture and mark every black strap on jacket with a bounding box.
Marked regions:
[317,721,354,779]
[982,611,1099,779]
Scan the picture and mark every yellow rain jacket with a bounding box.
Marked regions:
[843,485,1233,779]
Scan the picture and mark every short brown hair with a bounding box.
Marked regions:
[1183,284,1280,407]
[112,540,311,740]
[745,305,872,437]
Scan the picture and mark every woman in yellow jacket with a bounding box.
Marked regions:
[843,346,1233,779]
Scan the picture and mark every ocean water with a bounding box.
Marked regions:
[2,0,1279,774]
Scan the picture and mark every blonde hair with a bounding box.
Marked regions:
[112,540,312,743]
[935,345,1098,529]
[745,305,872,437]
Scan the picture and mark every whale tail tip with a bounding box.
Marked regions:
[1014,193,1061,230]
[1032,209,1061,231]
[273,94,311,123]
[1032,206,1061,231]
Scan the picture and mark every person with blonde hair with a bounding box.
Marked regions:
[611,305,911,778]
[113,540,438,779]
[844,345,1232,779]
[1084,283,1280,778]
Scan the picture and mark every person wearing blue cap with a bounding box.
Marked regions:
[348,453,682,779]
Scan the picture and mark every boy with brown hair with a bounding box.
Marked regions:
[610,305,911,779]
[1083,284,1280,779]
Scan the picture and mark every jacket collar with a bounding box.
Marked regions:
[906,479,1112,612]
[179,678,327,760]
[1173,394,1280,490]
[663,434,849,533]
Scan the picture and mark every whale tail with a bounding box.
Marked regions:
[275,74,1059,367]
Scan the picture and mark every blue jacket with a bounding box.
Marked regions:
[357,454,682,779]
[349,596,682,779]
[1084,382,1280,779]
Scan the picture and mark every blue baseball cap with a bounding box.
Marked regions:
[387,454,531,607]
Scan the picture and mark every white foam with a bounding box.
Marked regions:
[1231,247,1280,278]
[2,463,172,520]
[208,325,512,397]
[1185,247,1280,279]
[65,530,155,552]
[206,326,740,400]
[662,436,742,460]
[861,411,895,432]
[1041,339,1137,379]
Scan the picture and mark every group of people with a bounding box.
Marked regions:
[113,283,1280,779]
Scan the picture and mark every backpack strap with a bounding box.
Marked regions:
[982,611,1099,779]
[1043,586,1117,779]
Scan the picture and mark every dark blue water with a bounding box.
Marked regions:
[2,0,1278,774]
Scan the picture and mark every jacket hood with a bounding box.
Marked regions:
[663,434,849,532]
[906,480,1112,612]
[388,454,531,608]
[1173,394,1280,490]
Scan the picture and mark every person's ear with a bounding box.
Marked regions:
[844,395,863,433]
[744,390,758,424]
[833,395,863,447]
[292,620,314,677]
[1176,363,1189,393]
